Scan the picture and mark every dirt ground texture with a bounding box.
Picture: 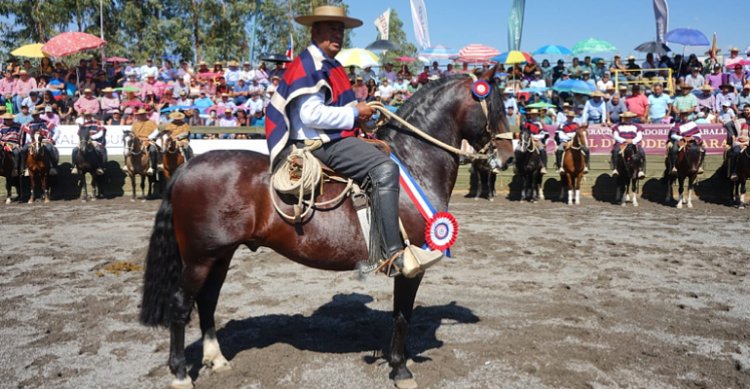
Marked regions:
[1,195,749,389]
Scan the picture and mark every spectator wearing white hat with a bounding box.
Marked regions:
[503,87,518,112]
[139,59,158,81]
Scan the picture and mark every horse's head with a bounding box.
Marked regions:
[122,130,135,153]
[77,126,91,151]
[29,129,44,157]
[462,66,514,170]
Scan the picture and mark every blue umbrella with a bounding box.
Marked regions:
[552,79,596,95]
[533,44,572,56]
[160,105,198,113]
[665,28,710,46]
[419,45,456,60]
[521,87,548,94]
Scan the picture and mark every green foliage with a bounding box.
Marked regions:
[0,0,363,65]
[380,9,420,72]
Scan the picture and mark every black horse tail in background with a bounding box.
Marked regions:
[140,167,184,328]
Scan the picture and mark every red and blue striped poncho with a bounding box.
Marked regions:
[265,44,358,168]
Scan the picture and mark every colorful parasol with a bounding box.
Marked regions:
[456,44,500,63]
[335,48,380,68]
[491,51,534,65]
[42,32,106,58]
[11,43,46,58]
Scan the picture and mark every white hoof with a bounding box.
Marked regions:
[687,202,693,209]
[395,377,418,389]
[170,377,193,389]
[5,198,10,204]
[676,202,683,209]
[203,355,232,373]
[633,200,639,207]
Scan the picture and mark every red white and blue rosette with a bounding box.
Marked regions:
[390,154,459,256]
[472,80,491,99]
[425,212,458,251]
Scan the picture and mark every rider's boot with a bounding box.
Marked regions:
[584,149,590,174]
[610,149,618,176]
[369,162,405,277]
[70,148,79,175]
[147,147,158,176]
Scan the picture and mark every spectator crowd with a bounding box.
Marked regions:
[1,45,749,139]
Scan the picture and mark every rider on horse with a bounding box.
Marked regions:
[611,111,646,178]
[518,108,548,174]
[21,109,60,176]
[667,109,705,175]
[726,105,750,181]
[163,111,193,161]
[0,112,24,177]
[555,110,590,174]
[131,108,160,175]
[265,6,413,275]
[72,111,107,175]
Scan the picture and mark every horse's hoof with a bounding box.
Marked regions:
[4,198,10,204]
[170,377,193,389]
[130,198,135,202]
[395,378,418,389]
[676,203,683,209]
[44,198,50,203]
[141,199,147,203]
[687,203,693,209]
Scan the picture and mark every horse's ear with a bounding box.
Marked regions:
[479,65,498,82]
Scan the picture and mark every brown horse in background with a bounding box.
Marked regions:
[139,70,515,389]
[665,138,701,208]
[559,126,587,205]
[123,131,153,201]
[161,136,185,181]
[25,130,51,203]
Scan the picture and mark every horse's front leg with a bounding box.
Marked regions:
[389,273,423,389]
[686,177,695,208]
[740,181,747,208]
[631,178,639,207]
[41,172,49,203]
[4,181,11,204]
[27,173,35,204]
[676,178,685,209]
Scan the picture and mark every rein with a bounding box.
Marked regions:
[365,73,512,161]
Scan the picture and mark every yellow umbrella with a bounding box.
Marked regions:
[335,48,380,68]
[11,43,46,58]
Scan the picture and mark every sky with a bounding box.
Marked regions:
[345,0,748,60]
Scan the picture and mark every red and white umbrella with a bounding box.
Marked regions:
[456,44,500,63]
[42,32,106,58]
[106,56,129,63]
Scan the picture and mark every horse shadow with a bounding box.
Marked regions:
[542,176,562,201]
[591,173,617,203]
[184,292,479,379]
[695,163,733,205]
[50,161,126,200]
[641,176,669,204]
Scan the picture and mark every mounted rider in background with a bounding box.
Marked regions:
[611,111,646,178]
[667,109,705,175]
[72,111,107,175]
[131,108,160,175]
[0,112,24,177]
[555,110,590,174]
[518,108,548,174]
[162,111,193,161]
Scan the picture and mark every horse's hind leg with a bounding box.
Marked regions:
[197,255,232,373]
[390,273,423,389]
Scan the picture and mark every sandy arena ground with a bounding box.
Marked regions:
[1,195,749,389]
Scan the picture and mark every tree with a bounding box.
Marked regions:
[380,9,418,69]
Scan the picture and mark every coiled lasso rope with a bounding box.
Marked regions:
[270,146,354,223]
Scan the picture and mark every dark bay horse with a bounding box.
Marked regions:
[467,158,497,201]
[25,129,51,203]
[516,131,544,202]
[0,144,18,204]
[139,68,515,389]
[161,136,185,181]
[615,143,643,207]
[559,127,588,205]
[123,132,154,201]
[73,126,105,202]
[730,146,750,208]
[665,139,701,208]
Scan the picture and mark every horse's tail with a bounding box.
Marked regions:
[139,168,184,328]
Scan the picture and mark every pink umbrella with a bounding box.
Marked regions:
[457,44,500,63]
[42,32,106,58]
[106,56,129,63]
[394,56,415,63]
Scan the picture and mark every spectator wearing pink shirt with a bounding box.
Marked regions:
[0,70,15,107]
[13,70,37,113]
[624,85,649,123]
[73,88,101,118]
[140,74,161,100]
